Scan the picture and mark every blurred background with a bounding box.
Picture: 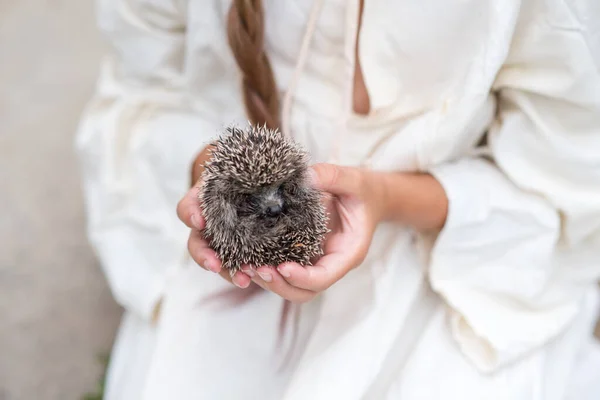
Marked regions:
[0,1,121,399]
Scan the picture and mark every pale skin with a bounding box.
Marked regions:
[176,0,449,302]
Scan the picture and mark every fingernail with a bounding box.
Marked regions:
[233,279,249,289]
[191,214,202,230]
[257,271,272,282]
[204,260,218,273]
[277,266,291,278]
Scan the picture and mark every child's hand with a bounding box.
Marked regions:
[177,147,253,289]
[248,163,385,302]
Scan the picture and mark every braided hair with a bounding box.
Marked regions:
[227,0,280,129]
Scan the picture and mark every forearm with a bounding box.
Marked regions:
[375,171,448,232]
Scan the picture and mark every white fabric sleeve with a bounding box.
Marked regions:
[427,1,600,372]
[75,0,217,321]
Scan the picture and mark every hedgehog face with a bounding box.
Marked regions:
[237,183,286,220]
[199,125,328,273]
[206,167,307,235]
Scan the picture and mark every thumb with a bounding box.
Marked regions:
[308,163,362,196]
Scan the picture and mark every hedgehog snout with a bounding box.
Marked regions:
[264,201,283,218]
[260,187,285,218]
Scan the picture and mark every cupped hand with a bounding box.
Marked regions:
[177,178,252,289]
[248,163,386,303]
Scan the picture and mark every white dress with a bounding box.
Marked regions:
[76,0,600,399]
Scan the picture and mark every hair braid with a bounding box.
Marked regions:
[227,0,280,129]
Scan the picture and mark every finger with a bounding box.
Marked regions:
[276,251,358,292]
[187,230,221,273]
[177,182,205,230]
[252,266,316,303]
[228,270,252,289]
[208,265,251,289]
[309,163,363,196]
[240,265,256,279]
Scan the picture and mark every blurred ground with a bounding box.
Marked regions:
[0,1,122,399]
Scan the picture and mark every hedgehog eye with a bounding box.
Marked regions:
[235,193,261,217]
[245,194,260,206]
[237,193,257,207]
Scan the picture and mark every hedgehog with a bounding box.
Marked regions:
[198,124,329,276]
